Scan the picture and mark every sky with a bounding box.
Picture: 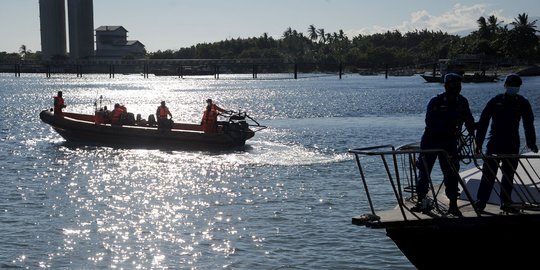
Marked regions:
[0,0,539,53]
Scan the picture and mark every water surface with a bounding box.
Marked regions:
[1,73,539,269]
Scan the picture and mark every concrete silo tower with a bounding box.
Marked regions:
[68,0,94,59]
[39,0,67,60]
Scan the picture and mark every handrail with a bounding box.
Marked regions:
[349,144,540,223]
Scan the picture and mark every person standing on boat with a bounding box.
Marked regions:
[474,74,538,213]
[413,73,476,216]
[202,99,226,133]
[53,91,66,117]
[110,103,125,125]
[156,101,173,130]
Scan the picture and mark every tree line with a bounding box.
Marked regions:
[147,13,538,72]
[2,13,538,72]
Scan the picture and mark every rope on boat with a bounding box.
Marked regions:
[457,128,477,166]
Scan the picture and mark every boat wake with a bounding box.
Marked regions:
[231,140,351,166]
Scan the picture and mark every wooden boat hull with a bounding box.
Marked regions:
[40,110,255,149]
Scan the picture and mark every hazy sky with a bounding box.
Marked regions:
[1,0,538,53]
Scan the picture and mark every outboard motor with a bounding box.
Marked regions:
[229,113,248,130]
[218,110,266,140]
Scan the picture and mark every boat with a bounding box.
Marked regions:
[349,143,540,269]
[40,108,266,150]
[153,66,215,76]
[421,56,499,83]
[517,65,540,76]
[420,72,498,83]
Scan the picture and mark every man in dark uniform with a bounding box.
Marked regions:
[474,74,538,213]
[413,73,476,216]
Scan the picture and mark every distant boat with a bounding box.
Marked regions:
[349,143,540,269]
[517,65,540,76]
[358,69,379,76]
[420,72,498,83]
[153,66,214,76]
[422,56,499,83]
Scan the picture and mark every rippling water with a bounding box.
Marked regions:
[1,73,539,269]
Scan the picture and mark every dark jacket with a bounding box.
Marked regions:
[476,93,536,153]
[422,92,475,142]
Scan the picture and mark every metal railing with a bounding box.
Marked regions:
[349,143,540,222]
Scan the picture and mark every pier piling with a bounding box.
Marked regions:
[14,64,21,77]
[76,64,83,77]
[214,65,219,79]
[252,65,258,79]
[109,64,115,78]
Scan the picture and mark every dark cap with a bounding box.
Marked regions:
[504,73,522,87]
[206,99,212,103]
[444,73,462,83]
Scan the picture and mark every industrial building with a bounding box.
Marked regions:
[95,26,145,59]
[39,0,145,61]
[39,0,67,60]
[67,0,94,59]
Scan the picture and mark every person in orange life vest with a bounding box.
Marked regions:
[95,105,111,125]
[156,101,173,130]
[110,103,124,125]
[202,99,226,133]
[53,91,66,116]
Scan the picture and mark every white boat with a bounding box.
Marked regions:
[420,72,498,83]
[349,143,540,269]
[421,57,499,83]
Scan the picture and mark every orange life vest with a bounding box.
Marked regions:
[53,96,64,116]
[201,104,223,133]
[111,108,124,124]
[158,106,170,119]
[95,111,104,125]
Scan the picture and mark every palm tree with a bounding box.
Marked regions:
[512,13,537,27]
[283,27,293,39]
[317,28,326,43]
[477,16,489,39]
[325,33,332,43]
[19,44,27,59]
[338,29,346,40]
[308,25,318,42]
[508,13,538,61]
[487,15,502,34]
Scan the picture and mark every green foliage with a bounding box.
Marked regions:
[7,14,539,71]
[148,13,539,71]
[0,51,21,61]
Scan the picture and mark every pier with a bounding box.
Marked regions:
[0,58,351,79]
